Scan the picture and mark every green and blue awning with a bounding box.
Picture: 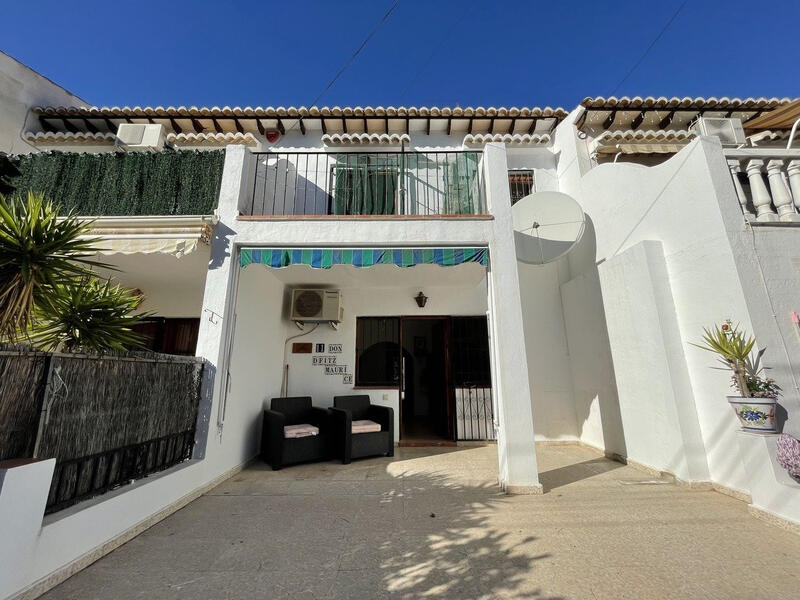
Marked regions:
[240,247,488,269]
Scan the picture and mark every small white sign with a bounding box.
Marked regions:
[324,364,348,376]
[328,344,343,353]
[312,356,337,366]
[343,374,353,385]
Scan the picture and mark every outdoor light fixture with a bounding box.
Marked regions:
[414,291,428,308]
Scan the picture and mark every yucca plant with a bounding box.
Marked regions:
[693,321,756,397]
[0,192,107,340]
[29,277,148,352]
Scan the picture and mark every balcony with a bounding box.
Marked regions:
[242,151,486,217]
[725,148,800,222]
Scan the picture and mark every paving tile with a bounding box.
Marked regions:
[40,444,800,600]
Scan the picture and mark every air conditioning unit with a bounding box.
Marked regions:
[690,117,745,146]
[290,289,343,323]
[115,123,166,151]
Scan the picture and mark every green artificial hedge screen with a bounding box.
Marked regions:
[6,150,224,216]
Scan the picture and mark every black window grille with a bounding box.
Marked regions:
[355,317,401,386]
[508,170,534,205]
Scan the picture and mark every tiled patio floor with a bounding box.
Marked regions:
[41,444,800,599]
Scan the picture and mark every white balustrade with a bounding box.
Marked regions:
[726,150,800,223]
[788,160,800,214]
[745,159,779,222]
[727,159,753,218]
[766,160,800,222]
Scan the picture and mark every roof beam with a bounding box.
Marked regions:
[384,117,389,134]
[61,118,79,134]
[658,110,676,129]
[602,110,617,130]
[467,117,474,134]
[341,118,347,134]
[298,118,306,135]
[212,118,223,134]
[426,117,431,136]
[527,118,537,135]
[39,116,58,133]
[489,117,496,134]
[363,117,367,133]
[630,110,646,130]
[233,118,244,134]
[255,118,265,136]
[82,118,99,134]
[446,117,452,136]
[405,118,409,135]
[508,118,516,134]
[276,118,286,135]
[190,118,204,133]
[104,118,118,134]
[320,118,327,134]
[169,118,183,134]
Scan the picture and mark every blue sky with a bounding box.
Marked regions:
[4,0,799,108]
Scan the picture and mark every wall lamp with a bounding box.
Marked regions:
[414,291,428,308]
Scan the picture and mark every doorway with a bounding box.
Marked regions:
[400,317,451,442]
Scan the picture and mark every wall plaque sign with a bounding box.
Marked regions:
[324,365,348,375]
[328,344,343,353]
[292,342,312,354]
[315,343,325,353]
[312,356,337,366]
[343,374,353,385]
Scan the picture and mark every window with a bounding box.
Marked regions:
[331,155,399,215]
[355,317,400,386]
[450,317,491,386]
[508,170,534,205]
[131,318,200,355]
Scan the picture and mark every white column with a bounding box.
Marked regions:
[194,145,249,461]
[766,159,799,222]
[745,159,778,222]
[727,159,753,219]
[787,160,800,213]
[483,142,542,494]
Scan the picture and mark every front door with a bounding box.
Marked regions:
[400,317,451,441]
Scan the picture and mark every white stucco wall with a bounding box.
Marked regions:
[0,51,87,154]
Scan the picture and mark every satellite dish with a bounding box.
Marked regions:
[512,191,585,264]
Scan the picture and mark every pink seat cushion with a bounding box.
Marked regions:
[284,424,319,439]
[352,419,382,434]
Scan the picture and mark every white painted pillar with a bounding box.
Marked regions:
[727,159,753,219]
[766,159,799,222]
[787,160,800,213]
[194,145,250,461]
[0,458,55,599]
[482,142,542,494]
[745,159,778,222]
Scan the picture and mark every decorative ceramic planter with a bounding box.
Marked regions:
[727,396,777,433]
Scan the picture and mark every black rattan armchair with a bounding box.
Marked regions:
[261,396,331,470]
[330,395,394,464]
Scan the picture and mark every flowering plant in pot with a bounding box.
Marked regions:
[694,321,779,433]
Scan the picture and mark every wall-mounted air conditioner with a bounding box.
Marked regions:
[290,289,343,323]
[115,123,166,151]
[690,117,745,146]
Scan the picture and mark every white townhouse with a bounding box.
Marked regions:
[2,51,800,598]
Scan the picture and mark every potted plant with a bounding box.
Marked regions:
[694,321,779,433]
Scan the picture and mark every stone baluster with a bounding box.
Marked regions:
[766,159,799,222]
[745,159,778,222]
[788,160,800,214]
[727,159,753,219]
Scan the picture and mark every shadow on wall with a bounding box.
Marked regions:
[562,216,627,458]
[208,221,234,270]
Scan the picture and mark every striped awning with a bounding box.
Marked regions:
[240,247,489,269]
